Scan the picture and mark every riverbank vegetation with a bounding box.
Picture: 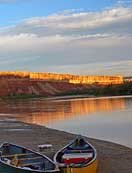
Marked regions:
[94,82,132,96]
[1,82,132,100]
[56,82,132,97]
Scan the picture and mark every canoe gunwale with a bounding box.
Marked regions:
[0,142,59,173]
[54,137,97,168]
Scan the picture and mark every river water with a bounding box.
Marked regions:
[0,96,132,148]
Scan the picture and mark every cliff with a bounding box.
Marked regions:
[0,79,85,97]
[0,72,124,97]
[0,72,123,84]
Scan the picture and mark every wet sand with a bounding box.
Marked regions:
[0,120,132,173]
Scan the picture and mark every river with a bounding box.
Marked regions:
[0,95,132,148]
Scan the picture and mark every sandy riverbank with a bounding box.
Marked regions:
[0,120,132,173]
[46,94,94,100]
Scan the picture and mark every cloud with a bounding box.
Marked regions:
[1,6,132,36]
[117,0,132,4]
[0,6,132,75]
[24,7,132,30]
[44,60,132,76]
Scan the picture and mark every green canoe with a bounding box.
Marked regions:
[0,142,60,173]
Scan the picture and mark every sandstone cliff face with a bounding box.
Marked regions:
[0,72,123,84]
[0,72,124,97]
[0,79,86,97]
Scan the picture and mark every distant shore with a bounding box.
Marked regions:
[46,94,95,100]
[0,81,132,100]
[1,93,132,102]
[0,120,132,173]
[46,94,132,101]
[0,93,93,100]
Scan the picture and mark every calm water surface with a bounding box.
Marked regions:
[0,96,132,148]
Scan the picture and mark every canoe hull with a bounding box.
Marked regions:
[0,142,60,173]
[54,137,98,173]
[0,162,33,173]
[0,162,60,173]
[60,159,98,173]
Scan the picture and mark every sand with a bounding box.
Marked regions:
[0,120,132,173]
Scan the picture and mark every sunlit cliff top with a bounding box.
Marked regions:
[0,71,123,85]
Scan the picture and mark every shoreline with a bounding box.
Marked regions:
[46,94,95,100]
[0,120,132,173]
[46,94,132,101]
[1,93,132,101]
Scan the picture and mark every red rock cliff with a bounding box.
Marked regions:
[0,72,124,97]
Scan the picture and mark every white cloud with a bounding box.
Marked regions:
[1,6,132,36]
[0,7,132,75]
[117,0,132,4]
[24,7,132,30]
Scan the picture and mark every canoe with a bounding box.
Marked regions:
[54,137,98,173]
[0,142,60,173]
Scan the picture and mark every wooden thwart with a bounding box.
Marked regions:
[68,149,94,153]
[21,162,43,167]
[19,156,42,161]
[2,152,47,158]
[2,153,35,158]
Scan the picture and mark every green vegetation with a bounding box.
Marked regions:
[56,82,132,97]
[94,82,132,96]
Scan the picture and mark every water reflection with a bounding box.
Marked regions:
[1,96,132,147]
[0,97,125,125]
[21,97,126,125]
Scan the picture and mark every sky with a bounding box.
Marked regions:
[0,0,132,76]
